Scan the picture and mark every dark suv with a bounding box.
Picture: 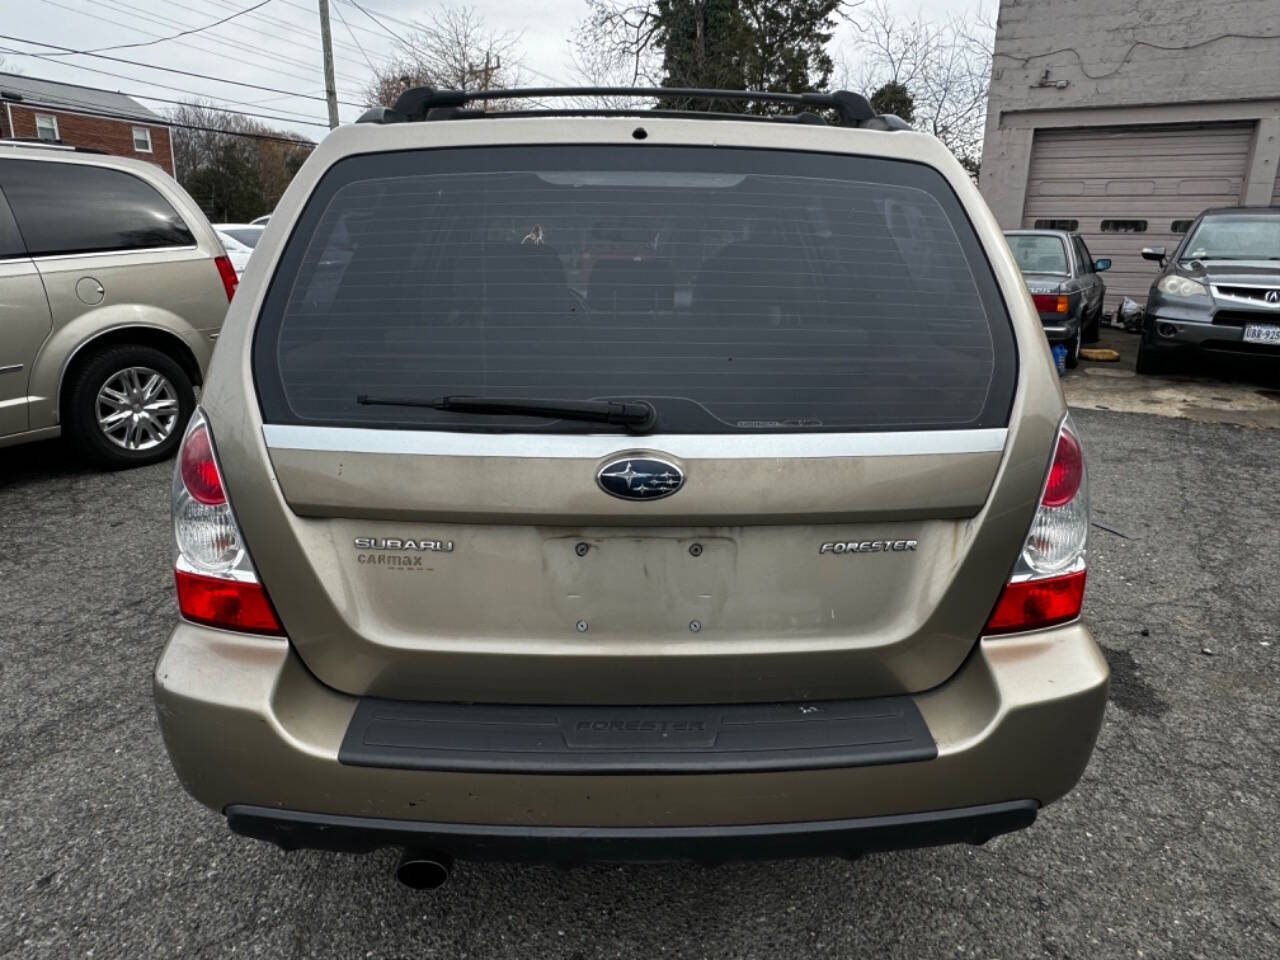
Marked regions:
[1137,206,1280,374]
[1004,230,1110,368]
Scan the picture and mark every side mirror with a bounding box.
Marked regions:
[1141,247,1167,264]
[1093,258,1111,272]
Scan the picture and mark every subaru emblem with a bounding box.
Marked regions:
[597,456,684,501]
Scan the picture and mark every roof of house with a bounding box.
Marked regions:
[0,71,160,122]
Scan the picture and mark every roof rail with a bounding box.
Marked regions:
[0,137,108,154]
[356,87,911,131]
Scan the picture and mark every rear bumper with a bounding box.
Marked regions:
[1040,317,1080,342]
[226,799,1038,864]
[154,621,1107,849]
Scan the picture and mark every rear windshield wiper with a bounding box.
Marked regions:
[356,394,659,433]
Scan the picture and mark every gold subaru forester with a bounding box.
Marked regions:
[154,87,1107,890]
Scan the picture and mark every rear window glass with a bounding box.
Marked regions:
[0,159,193,256]
[254,146,1015,434]
[1007,234,1069,275]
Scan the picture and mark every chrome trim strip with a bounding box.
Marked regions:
[262,424,1008,460]
[1210,283,1280,309]
[0,363,23,374]
[29,244,199,264]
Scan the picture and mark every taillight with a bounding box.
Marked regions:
[985,417,1089,635]
[1031,293,1068,314]
[172,411,281,635]
[214,254,238,302]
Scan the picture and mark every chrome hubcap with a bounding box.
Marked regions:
[95,366,179,451]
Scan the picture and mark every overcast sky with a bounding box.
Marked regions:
[0,0,984,141]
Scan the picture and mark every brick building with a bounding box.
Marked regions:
[0,72,174,175]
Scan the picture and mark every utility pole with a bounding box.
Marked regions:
[318,0,340,129]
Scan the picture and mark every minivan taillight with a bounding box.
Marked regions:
[214,255,238,302]
[172,412,281,635]
[985,418,1088,635]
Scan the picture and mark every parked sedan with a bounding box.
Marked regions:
[213,224,264,277]
[1137,206,1280,374]
[1005,230,1110,367]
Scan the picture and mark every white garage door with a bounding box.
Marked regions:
[1022,124,1254,306]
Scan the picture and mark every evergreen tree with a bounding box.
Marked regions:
[738,0,842,110]
[870,81,915,122]
[654,0,751,109]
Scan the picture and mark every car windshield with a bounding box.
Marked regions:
[254,145,1016,434]
[1182,215,1280,261]
[223,227,263,248]
[1006,234,1069,275]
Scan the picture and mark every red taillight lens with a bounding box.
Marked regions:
[175,568,283,635]
[214,255,238,301]
[985,569,1086,635]
[1031,293,1068,314]
[1042,427,1083,508]
[179,422,225,505]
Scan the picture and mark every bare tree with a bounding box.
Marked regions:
[570,1,663,89]
[168,102,312,221]
[363,6,525,108]
[840,0,993,173]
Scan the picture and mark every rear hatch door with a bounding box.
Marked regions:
[229,142,1045,704]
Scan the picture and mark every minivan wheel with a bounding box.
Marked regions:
[66,345,194,469]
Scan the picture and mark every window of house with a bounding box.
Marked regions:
[1171,219,1193,234]
[132,126,153,152]
[1033,219,1078,231]
[1101,219,1147,233]
[34,113,59,142]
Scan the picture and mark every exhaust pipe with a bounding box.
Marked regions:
[395,849,453,890]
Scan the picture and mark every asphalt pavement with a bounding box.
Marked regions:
[2,405,1278,959]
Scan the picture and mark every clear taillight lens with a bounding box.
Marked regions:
[986,416,1088,635]
[172,411,281,635]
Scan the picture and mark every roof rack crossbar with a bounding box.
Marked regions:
[358,86,896,130]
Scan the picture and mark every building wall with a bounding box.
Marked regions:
[5,105,174,175]
[980,0,1280,225]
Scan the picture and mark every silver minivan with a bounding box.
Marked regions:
[0,141,232,468]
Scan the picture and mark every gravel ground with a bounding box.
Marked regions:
[1,407,1277,960]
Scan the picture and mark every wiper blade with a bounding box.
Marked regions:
[357,394,659,433]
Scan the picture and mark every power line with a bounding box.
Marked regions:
[341,0,409,46]
[0,32,364,106]
[1,80,328,129]
[66,0,367,88]
[333,0,376,74]
[278,0,391,44]
[338,0,415,33]
[115,0,374,84]
[3,96,317,145]
[203,0,384,65]
[0,44,329,122]
[77,0,274,55]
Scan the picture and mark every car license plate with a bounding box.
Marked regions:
[1244,324,1280,344]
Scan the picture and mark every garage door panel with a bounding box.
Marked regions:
[1022,123,1253,305]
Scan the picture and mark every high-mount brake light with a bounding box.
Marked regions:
[172,411,281,635]
[985,418,1089,635]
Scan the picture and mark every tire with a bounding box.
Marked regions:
[1064,329,1081,369]
[1135,339,1174,376]
[1082,306,1102,344]
[65,344,195,469]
